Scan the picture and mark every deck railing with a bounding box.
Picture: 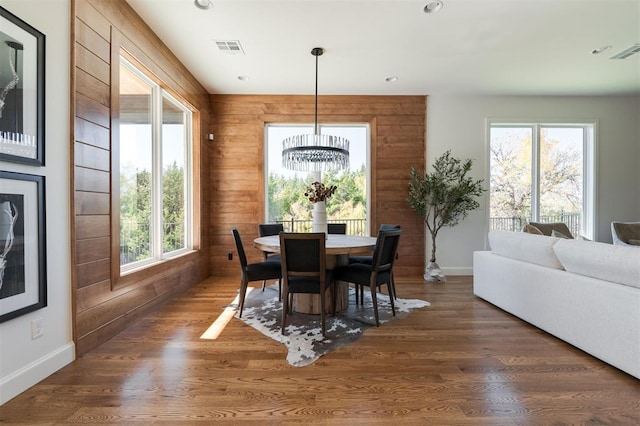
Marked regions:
[490,212,582,237]
[272,218,367,236]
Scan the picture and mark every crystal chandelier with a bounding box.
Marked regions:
[282,47,349,172]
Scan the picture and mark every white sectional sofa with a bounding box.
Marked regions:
[473,230,640,379]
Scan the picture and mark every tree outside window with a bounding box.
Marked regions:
[266,125,368,235]
[489,124,593,238]
[119,56,193,271]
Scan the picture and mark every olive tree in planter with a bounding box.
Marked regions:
[407,150,485,282]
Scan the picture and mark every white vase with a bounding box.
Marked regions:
[312,201,328,235]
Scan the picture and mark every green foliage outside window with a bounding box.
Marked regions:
[120,161,185,265]
[268,165,367,227]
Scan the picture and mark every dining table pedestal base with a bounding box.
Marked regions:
[292,282,349,314]
[292,253,349,314]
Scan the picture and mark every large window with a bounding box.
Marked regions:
[119,56,193,272]
[489,123,595,238]
[265,124,369,235]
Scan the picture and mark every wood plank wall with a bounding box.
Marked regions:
[209,95,425,278]
[72,0,211,356]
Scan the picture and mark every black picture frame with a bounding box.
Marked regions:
[0,171,46,323]
[0,6,45,166]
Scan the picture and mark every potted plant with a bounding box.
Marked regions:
[407,150,485,282]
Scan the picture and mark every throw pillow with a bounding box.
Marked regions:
[551,229,571,239]
[522,224,543,235]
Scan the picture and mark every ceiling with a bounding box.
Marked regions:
[125,0,640,96]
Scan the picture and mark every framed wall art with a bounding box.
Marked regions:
[0,171,46,322]
[0,6,45,166]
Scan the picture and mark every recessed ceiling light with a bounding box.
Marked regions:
[424,1,444,13]
[591,45,612,55]
[385,76,398,83]
[194,0,212,10]
[237,75,249,81]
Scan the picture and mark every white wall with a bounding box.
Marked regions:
[426,95,640,276]
[0,0,73,405]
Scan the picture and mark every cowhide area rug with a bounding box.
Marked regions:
[226,283,430,367]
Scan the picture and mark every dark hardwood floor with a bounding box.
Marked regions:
[2,276,638,425]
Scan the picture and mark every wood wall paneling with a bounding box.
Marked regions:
[75,117,110,150]
[75,43,110,84]
[209,95,425,278]
[75,214,110,240]
[72,0,211,356]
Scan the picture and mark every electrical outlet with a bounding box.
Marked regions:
[31,318,44,339]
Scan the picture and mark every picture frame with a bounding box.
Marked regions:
[0,171,46,323]
[0,6,45,166]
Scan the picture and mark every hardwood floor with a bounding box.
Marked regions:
[2,276,638,425]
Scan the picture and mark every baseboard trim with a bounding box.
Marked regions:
[441,267,473,276]
[0,342,75,405]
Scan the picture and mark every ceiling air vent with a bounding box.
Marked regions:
[610,43,640,60]
[214,40,245,55]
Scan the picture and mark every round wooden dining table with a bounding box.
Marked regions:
[254,234,376,314]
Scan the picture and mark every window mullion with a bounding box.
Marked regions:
[152,86,163,260]
[531,125,540,222]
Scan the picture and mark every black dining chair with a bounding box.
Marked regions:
[232,227,282,318]
[327,223,347,235]
[258,223,284,296]
[349,224,401,301]
[334,227,401,326]
[280,232,335,337]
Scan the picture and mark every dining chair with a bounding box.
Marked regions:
[279,232,335,337]
[258,223,284,297]
[231,227,282,318]
[327,223,347,235]
[348,224,401,302]
[334,227,401,326]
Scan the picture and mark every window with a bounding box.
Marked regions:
[118,56,193,272]
[489,122,595,238]
[265,124,369,235]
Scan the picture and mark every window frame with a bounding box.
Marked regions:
[487,120,597,239]
[263,123,371,234]
[112,47,196,285]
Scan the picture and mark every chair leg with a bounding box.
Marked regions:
[238,278,249,318]
[320,289,326,337]
[262,279,266,291]
[278,279,282,301]
[281,289,288,335]
[387,282,396,317]
[369,285,380,326]
[389,272,397,299]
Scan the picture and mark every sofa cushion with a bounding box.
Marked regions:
[529,222,574,238]
[522,224,543,235]
[551,229,572,239]
[488,230,563,269]
[553,239,640,289]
